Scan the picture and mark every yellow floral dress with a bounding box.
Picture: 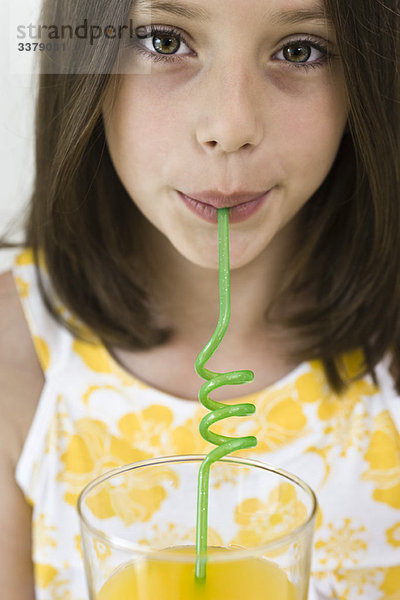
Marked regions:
[14,250,400,600]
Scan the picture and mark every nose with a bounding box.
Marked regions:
[195,59,264,155]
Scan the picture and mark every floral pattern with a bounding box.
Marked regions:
[380,567,400,599]
[13,249,400,600]
[387,523,400,548]
[362,410,400,509]
[232,482,308,548]
[315,519,368,570]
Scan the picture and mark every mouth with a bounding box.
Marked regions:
[178,190,271,224]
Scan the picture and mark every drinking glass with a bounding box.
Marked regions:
[78,455,317,599]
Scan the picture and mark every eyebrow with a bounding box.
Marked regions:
[132,1,331,26]
[132,0,211,21]
[271,7,330,26]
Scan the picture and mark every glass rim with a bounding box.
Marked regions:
[77,454,318,562]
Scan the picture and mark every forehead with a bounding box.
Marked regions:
[132,0,330,26]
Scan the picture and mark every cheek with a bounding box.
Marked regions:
[271,70,348,163]
[114,81,184,167]
[105,91,167,176]
[277,96,347,180]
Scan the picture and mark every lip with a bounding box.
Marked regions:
[178,190,271,224]
[183,190,269,208]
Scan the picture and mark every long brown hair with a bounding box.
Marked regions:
[11,0,400,392]
[276,0,400,389]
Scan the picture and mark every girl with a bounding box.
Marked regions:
[1,0,399,598]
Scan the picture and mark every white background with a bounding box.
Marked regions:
[0,0,41,272]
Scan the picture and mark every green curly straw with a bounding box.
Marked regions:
[194,207,258,581]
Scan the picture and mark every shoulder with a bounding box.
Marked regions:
[0,270,39,597]
[0,270,44,466]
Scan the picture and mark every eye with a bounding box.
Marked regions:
[133,25,193,60]
[274,39,329,68]
[283,43,313,63]
[154,34,180,54]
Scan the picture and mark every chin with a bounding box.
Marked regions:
[181,244,264,271]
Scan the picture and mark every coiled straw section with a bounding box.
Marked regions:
[195,207,257,580]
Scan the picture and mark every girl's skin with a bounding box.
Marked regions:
[0,0,348,595]
[105,0,348,400]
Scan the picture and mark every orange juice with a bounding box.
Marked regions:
[97,546,298,599]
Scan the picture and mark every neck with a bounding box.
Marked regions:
[111,214,304,400]
[139,214,300,352]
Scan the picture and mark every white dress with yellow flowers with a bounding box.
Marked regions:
[13,250,400,600]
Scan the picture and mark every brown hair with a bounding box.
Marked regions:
[276,0,400,389]
[9,0,400,392]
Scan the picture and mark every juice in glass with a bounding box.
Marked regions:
[97,546,298,600]
[79,457,316,600]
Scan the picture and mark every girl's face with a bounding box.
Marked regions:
[103,0,349,269]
